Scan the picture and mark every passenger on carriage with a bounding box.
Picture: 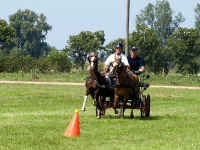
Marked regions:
[127,46,145,73]
[104,42,130,84]
[127,46,148,88]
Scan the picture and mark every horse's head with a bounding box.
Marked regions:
[110,56,124,74]
[88,52,98,69]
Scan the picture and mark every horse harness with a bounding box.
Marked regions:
[112,60,136,90]
[85,74,109,88]
[115,73,136,90]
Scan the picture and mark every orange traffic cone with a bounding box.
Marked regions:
[63,109,80,137]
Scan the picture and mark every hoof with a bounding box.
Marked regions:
[114,110,119,114]
[82,108,85,111]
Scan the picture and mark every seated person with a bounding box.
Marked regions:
[128,46,147,88]
[104,42,130,84]
[127,46,145,73]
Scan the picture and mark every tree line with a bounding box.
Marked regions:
[0,0,200,75]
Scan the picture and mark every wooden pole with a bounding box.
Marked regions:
[125,0,130,56]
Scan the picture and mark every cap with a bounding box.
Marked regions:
[131,47,137,51]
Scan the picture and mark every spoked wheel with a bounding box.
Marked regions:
[140,96,146,118]
[145,94,150,117]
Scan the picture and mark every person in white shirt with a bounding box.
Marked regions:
[104,42,130,84]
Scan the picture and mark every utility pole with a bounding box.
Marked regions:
[125,0,130,56]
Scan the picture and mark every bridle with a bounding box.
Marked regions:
[110,59,124,74]
[88,53,98,69]
[110,59,135,89]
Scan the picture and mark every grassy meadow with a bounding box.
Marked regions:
[1,83,200,150]
[0,72,200,87]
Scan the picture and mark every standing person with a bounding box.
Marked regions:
[104,42,130,84]
[127,46,145,72]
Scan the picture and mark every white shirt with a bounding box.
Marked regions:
[104,53,129,66]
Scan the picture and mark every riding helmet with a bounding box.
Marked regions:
[114,42,123,49]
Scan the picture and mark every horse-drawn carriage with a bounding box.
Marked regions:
[100,71,150,118]
[82,52,151,119]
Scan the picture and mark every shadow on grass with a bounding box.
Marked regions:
[102,114,161,121]
[136,116,161,121]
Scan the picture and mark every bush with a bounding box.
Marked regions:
[48,50,72,72]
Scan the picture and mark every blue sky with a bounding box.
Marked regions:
[0,0,199,50]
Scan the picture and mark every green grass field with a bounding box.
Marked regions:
[1,83,200,150]
[0,72,200,87]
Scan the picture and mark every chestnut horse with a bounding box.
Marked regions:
[82,52,109,119]
[110,56,139,118]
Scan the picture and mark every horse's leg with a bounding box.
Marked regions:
[130,97,134,118]
[97,87,105,117]
[94,89,100,106]
[120,100,126,119]
[130,109,133,118]
[130,101,134,118]
[120,105,123,118]
[101,96,106,116]
[130,92,137,118]
[113,96,119,114]
[122,101,126,119]
[96,95,102,119]
[82,88,91,111]
[82,95,88,111]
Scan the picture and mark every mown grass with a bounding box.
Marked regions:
[1,83,200,150]
[0,72,200,87]
[0,72,87,83]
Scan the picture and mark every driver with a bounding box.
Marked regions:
[127,46,145,72]
[104,42,130,84]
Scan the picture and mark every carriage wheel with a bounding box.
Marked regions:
[140,96,146,118]
[145,94,150,117]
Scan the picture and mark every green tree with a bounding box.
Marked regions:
[9,9,52,58]
[195,4,200,31]
[129,24,163,74]
[65,30,105,71]
[0,19,15,50]
[48,50,72,72]
[136,0,185,44]
[136,3,155,28]
[167,27,200,74]
[104,38,125,56]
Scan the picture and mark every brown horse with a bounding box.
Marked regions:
[82,52,109,119]
[110,56,139,118]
